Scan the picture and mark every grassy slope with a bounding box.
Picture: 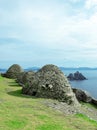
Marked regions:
[0,75,97,130]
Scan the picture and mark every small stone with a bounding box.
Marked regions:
[48,84,53,89]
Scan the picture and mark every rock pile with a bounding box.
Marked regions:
[22,64,79,105]
[67,71,87,80]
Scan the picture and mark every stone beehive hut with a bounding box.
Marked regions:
[22,64,79,105]
[17,71,35,85]
[5,64,24,79]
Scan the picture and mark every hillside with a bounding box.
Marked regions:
[0,75,97,130]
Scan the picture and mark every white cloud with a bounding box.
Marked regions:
[1,0,97,67]
[85,0,97,9]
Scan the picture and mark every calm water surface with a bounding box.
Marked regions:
[63,70,97,99]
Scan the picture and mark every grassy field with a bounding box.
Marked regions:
[0,75,97,130]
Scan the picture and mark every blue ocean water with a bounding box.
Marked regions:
[63,70,97,99]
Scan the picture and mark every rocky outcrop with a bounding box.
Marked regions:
[73,88,97,107]
[67,71,87,80]
[91,98,97,105]
[72,88,92,103]
[4,64,24,79]
[22,64,79,105]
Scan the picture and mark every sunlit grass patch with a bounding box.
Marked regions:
[81,101,97,109]
[0,75,3,80]
[37,123,63,130]
[5,119,27,129]
[75,113,97,126]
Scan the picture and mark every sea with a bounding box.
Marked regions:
[63,70,97,99]
[1,69,97,99]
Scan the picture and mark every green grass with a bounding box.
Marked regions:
[0,75,97,130]
[0,75,3,80]
[75,113,97,127]
[81,101,97,109]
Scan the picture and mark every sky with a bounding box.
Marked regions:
[0,0,97,68]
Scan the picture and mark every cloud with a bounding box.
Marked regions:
[0,0,97,67]
[85,0,97,9]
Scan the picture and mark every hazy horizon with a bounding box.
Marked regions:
[1,65,97,70]
[0,0,97,68]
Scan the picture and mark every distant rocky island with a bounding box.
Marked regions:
[67,71,87,80]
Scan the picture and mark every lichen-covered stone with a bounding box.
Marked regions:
[5,64,24,79]
[22,64,79,105]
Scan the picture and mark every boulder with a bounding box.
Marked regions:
[5,64,24,79]
[67,71,86,80]
[22,64,79,105]
[72,88,92,103]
